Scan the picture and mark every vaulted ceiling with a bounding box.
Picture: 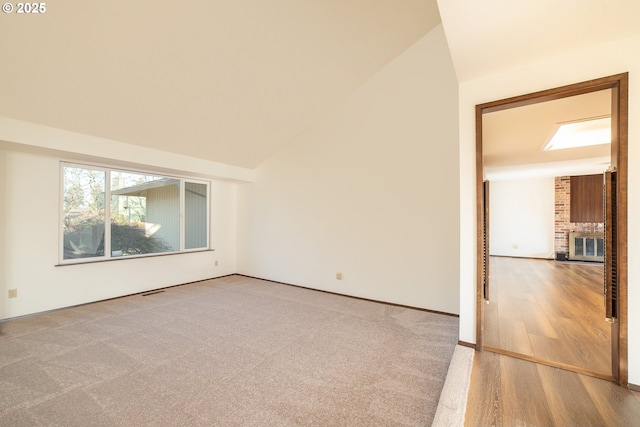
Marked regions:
[2,1,640,170]
[0,0,440,168]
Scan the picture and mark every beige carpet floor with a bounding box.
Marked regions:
[0,275,458,426]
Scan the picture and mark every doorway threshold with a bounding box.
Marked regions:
[484,345,615,382]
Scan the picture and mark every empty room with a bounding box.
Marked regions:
[1,1,640,425]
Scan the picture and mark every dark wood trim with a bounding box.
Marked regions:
[615,73,629,388]
[2,272,461,325]
[483,180,490,301]
[475,73,628,386]
[629,383,640,392]
[236,274,460,317]
[478,73,630,113]
[490,255,556,261]
[458,340,477,350]
[604,170,617,322]
[484,346,616,382]
[0,274,236,323]
[475,104,485,350]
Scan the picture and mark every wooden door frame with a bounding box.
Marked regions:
[475,73,629,387]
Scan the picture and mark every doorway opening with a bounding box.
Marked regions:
[475,74,628,387]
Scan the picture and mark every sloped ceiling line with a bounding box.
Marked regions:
[0,0,441,168]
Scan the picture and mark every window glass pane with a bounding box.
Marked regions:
[597,238,604,257]
[575,237,584,256]
[185,182,208,249]
[63,166,106,259]
[110,172,180,256]
[61,163,209,263]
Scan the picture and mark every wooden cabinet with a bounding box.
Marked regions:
[570,174,603,223]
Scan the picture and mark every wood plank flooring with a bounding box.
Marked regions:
[464,351,640,426]
[484,256,611,376]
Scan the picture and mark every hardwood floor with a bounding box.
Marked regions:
[464,351,640,426]
[484,256,611,376]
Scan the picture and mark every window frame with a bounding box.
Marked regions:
[59,161,210,265]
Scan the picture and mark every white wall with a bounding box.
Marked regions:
[0,146,239,320]
[458,34,640,384]
[0,117,254,183]
[489,178,555,258]
[0,149,7,319]
[237,25,460,314]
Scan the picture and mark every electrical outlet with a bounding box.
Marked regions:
[215,260,218,266]
[336,272,342,280]
[8,289,17,299]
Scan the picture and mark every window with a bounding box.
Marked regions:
[62,163,209,263]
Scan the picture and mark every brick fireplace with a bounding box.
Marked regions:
[554,176,603,261]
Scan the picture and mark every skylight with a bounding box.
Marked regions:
[543,116,611,151]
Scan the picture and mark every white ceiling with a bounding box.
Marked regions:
[437,0,640,82]
[0,0,440,168]
[3,1,640,170]
[483,89,612,180]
